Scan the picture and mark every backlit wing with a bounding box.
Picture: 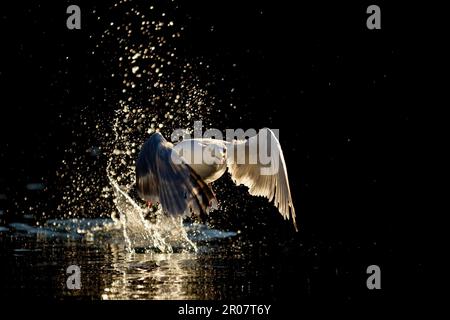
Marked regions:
[226,128,297,230]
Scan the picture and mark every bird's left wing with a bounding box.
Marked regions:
[136,133,217,218]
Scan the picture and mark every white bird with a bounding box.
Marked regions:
[136,128,297,231]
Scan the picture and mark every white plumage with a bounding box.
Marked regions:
[136,128,297,231]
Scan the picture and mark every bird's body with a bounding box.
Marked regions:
[173,139,228,184]
[136,128,297,230]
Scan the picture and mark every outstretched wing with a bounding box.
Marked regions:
[136,132,217,218]
[226,128,297,230]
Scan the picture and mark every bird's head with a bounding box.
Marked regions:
[206,144,227,165]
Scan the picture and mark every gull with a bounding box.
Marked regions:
[136,128,297,230]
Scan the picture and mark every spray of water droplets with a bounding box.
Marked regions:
[56,1,220,252]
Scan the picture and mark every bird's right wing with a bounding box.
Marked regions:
[226,128,297,230]
[136,133,217,218]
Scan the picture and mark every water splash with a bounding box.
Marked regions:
[109,177,197,253]
[54,1,223,253]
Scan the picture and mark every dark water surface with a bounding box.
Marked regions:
[0,218,392,302]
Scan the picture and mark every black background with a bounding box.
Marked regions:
[0,0,431,310]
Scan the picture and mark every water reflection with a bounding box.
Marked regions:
[0,219,241,300]
[103,245,201,300]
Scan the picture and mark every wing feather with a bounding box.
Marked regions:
[226,128,297,230]
[136,133,217,218]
